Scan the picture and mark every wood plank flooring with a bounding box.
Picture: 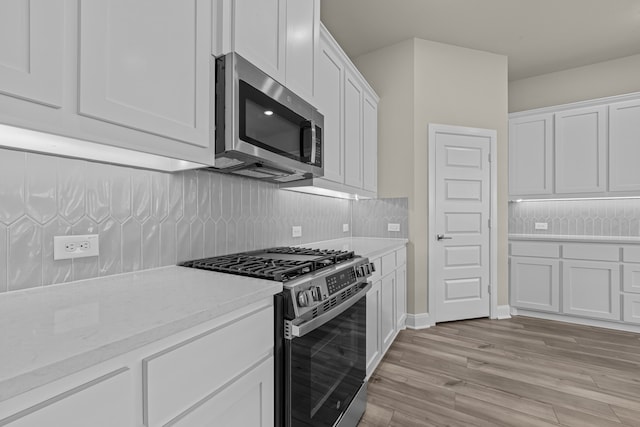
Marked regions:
[358,316,640,427]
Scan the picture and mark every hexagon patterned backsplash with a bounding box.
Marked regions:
[0,149,354,293]
[509,199,640,236]
[352,198,408,238]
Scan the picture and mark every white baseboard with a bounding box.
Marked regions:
[495,305,512,320]
[513,309,640,334]
[405,313,433,329]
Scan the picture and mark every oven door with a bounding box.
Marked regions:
[285,287,368,427]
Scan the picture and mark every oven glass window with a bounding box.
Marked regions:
[239,81,313,163]
[288,297,366,426]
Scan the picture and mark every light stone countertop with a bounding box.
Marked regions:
[304,237,408,259]
[0,266,281,402]
[509,233,640,244]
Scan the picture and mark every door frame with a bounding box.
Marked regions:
[427,123,498,323]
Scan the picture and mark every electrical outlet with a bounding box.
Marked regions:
[54,235,99,260]
[343,223,349,232]
[292,226,302,238]
[388,223,401,232]
[534,222,549,230]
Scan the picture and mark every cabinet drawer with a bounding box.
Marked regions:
[623,246,640,263]
[396,247,407,266]
[143,305,274,427]
[0,368,133,427]
[381,252,396,276]
[370,258,382,280]
[623,264,640,294]
[510,242,560,258]
[563,244,619,262]
[623,294,640,325]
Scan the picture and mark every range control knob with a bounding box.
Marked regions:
[355,266,364,278]
[312,286,324,301]
[297,291,310,307]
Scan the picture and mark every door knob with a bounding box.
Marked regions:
[437,234,452,241]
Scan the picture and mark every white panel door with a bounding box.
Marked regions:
[284,0,318,103]
[380,272,396,353]
[510,257,560,312]
[363,92,378,193]
[2,369,134,427]
[366,279,382,376]
[234,0,285,84]
[0,0,64,107]
[434,128,491,323]
[315,31,344,183]
[344,69,363,188]
[172,358,273,427]
[555,106,607,194]
[79,0,211,146]
[609,99,640,192]
[562,260,621,320]
[508,114,553,196]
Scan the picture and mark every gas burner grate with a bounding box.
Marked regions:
[181,247,355,282]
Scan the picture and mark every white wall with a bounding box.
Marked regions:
[355,38,509,315]
[509,53,640,112]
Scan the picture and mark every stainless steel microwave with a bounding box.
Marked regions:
[212,53,324,182]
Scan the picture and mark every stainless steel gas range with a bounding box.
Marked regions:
[182,247,375,427]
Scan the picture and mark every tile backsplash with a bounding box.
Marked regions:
[352,197,409,238]
[0,149,352,293]
[509,199,640,237]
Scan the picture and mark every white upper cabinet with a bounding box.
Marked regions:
[609,99,640,192]
[315,31,344,183]
[79,0,211,147]
[0,0,64,108]
[508,114,553,196]
[233,0,286,84]
[344,69,363,189]
[554,106,607,194]
[228,0,319,103]
[363,91,378,193]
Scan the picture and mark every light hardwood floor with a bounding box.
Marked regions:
[358,316,640,427]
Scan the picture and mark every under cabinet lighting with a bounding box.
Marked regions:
[510,196,640,203]
[281,185,367,200]
[0,124,207,172]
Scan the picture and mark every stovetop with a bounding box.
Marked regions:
[181,247,356,282]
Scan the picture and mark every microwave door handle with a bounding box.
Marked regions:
[288,282,371,339]
[310,121,317,164]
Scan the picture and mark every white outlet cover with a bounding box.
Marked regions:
[388,223,401,232]
[292,226,302,238]
[54,235,99,260]
[343,223,349,232]
[534,222,549,230]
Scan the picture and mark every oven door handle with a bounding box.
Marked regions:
[289,282,372,339]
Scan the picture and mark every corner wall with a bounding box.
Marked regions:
[355,38,509,316]
[509,53,640,112]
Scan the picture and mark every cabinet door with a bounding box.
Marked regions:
[380,272,396,353]
[508,114,553,196]
[623,263,640,294]
[510,257,560,312]
[395,264,407,330]
[366,280,382,377]
[79,0,211,147]
[562,260,621,320]
[0,0,64,108]
[172,357,273,427]
[623,294,640,325]
[555,106,607,194]
[363,91,378,193]
[0,369,133,427]
[315,31,344,183]
[234,0,286,84]
[609,99,640,192]
[344,69,363,188]
[284,0,318,103]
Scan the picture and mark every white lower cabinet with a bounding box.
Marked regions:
[172,358,273,427]
[562,260,621,321]
[0,368,134,427]
[510,257,560,313]
[623,294,640,325]
[365,246,407,377]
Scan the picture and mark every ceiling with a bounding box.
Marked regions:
[320,0,640,81]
